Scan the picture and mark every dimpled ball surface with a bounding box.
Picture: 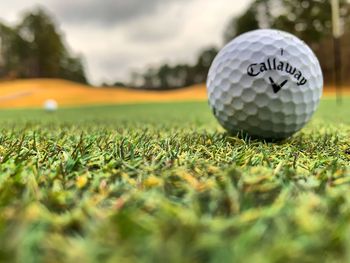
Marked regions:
[207,29,323,140]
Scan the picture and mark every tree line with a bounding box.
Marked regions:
[0,8,87,84]
[121,0,350,89]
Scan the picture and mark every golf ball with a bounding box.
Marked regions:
[207,29,323,140]
[44,99,58,112]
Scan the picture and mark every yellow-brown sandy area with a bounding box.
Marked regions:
[0,79,207,108]
[0,79,348,108]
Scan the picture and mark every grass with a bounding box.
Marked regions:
[0,98,349,263]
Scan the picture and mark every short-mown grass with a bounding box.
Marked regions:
[0,98,349,263]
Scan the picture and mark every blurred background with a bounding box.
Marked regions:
[0,0,349,108]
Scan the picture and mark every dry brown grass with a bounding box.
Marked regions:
[0,79,207,108]
[0,79,348,108]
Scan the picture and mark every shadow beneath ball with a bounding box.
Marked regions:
[226,130,292,144]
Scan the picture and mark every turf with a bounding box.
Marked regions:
[0,98,349,263]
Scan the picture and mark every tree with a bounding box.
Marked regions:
[225,0,349,46]
[59,55,87,84]
[17,9,66,78]
[273,0,333,45]
[195,47,218,81]
[0,8,88,83]
[224,0,277,43]
[0,23,29,78]
[133,47,218,90]
[224,7,259,43]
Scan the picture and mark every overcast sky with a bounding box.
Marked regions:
[0,0,251,85]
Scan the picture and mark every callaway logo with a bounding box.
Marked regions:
[246,48,307,93]
[269,77,288,94]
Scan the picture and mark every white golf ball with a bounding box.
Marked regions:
[207,29,323,140]
[44,99,58,112]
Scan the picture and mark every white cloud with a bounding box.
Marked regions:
[53,0,186,26]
